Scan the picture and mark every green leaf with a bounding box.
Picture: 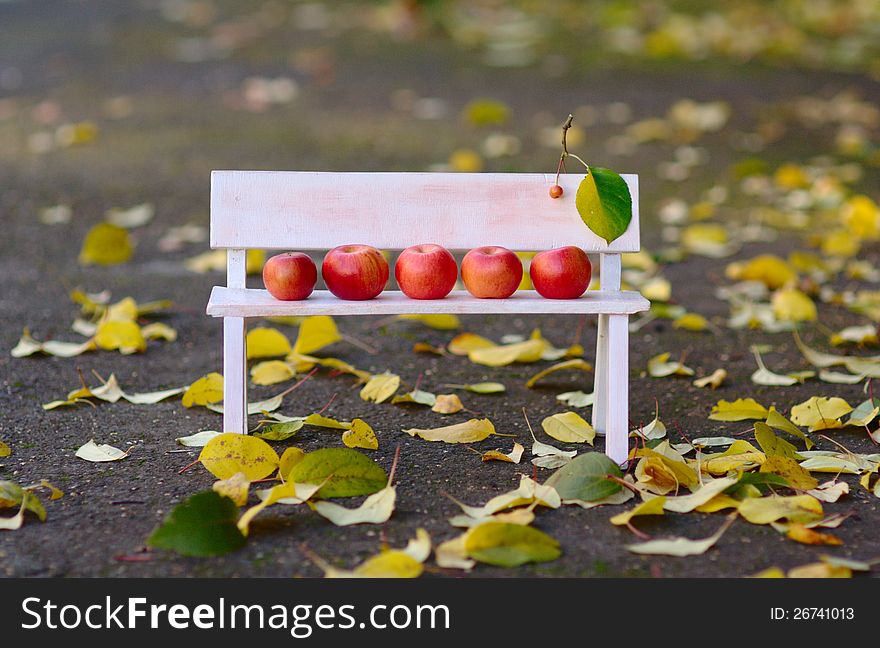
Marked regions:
[287,448,387,499]
[147,491,246,557]
[754,422,801,460]
[545,452,623,501]
[444,382,506,394]
[575,168,633,244]
[253,420,304,442]
[464,522,561,567]
[0,480,46,521]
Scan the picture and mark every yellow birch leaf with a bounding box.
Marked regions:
[347,551,423,578]
[808,480,850,503]
[278,447,306,481]
[725,254,796,289]
[396,314,461,330]
[431,394,463,414]
[181,372,224,408]
[106,297,138,321]
[293,316,341,355]
[449,508,536,528]
[708,398,769,421]
[541,412,595,444]
[250,360,295,386]
[647,352,695,377]
[404,418,495,444]
[760,456,818,490]
[468,339,546,366]
[450,475,559,519]
[212,472,250,507]
[695,494,742,513]
[302,413,352,430]
[238,481,321,535]
[673,313,709,331]
[772,288,817,322]
[738,495,823,525]
[661,477,739,513]
[752,566,786,578]
[198,432,279,481]
[359,373,400,403]
[78,223,133,266]
[482,442,524,464]
[245,327,291,359]
[341,419,378,450]
[610,497,666,526]
[0,441,9,457]
[821,229,860,258]
[94,319,145,354]
[693,369,727,388]
[391,389,436,406]
[402,528,432,563]
[245,249,265,274]
[790,396,852,431]
[525,359,593,388]
[786,524,842,546]
[765,407,813,449]
[435,534,475,571]
[787,563,851,578]
[313,485,395,526]
[75,440,129,462]
[625,514,735,556]
[185,249,226,273]
[447,332,495,356]
[140,322,177,342]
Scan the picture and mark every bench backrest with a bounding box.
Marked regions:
[210,171,639,291]
[211,171,639,251]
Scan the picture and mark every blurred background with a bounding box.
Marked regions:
[1,0,878,250]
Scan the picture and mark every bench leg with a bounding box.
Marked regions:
[591,314,608,435]
[223,316,248,434]
[604,314,630,467]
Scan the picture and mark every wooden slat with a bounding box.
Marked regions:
[210,171,640,253]
[206,287,650,318]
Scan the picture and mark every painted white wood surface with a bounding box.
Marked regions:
[210,172,640,253]
[604,314,630,465]
[592,313,609,436]
[207,287,650,318]
[223,317,247,435]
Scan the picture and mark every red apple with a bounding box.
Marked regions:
[262,252,317,301]
[461,246,522,299]
[395,244,458,300]
[322,244,389,300]
[529,246,592,299]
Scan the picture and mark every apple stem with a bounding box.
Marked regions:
[554,113,590,186]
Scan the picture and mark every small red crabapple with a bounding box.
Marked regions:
[549,184,563,199]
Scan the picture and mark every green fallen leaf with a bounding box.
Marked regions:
[545,452,622,501]
[253,420,304,442]
[464,522,561,567]
[443,382,506,394]
[147,491,246,557]
[287,448,387,499]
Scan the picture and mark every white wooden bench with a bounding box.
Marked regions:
[206,171,649,465]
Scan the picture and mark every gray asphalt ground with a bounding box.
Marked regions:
[1,1,878,577]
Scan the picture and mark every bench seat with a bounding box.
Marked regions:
[207,287,650,318]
